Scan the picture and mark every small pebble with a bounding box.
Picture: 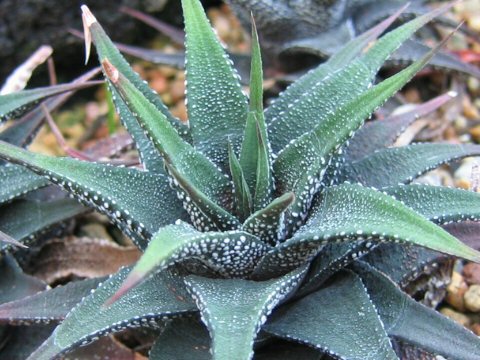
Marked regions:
[465,285,480,312]
[471,125,480,143]
[471,323,480,336]
[445,271,468,312]
[440,307,472,327]
[463,263,480,285]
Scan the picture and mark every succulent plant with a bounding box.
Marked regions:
[2,0,480,359]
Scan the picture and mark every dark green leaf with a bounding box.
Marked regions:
[165,163,239,232]
[0,255,46,304]
[385,184,480,224]
[345,92,455,162]
[362,242,451,303]
[266,3,452,153]
[182,0,248,168]
[253,121,272,210]
[393,38,480,79]
[295,242,371,297]
[107,222,270,305]
[264,271,398,360]
[0,141,186,249]
[108,85,165,173]
[274,41,444,232]
[263,4,407,148]
[0,198,86,249]
[29,267,196,360]
[0,68,101,148]
[353,261,480,360]
[243,192,294,245]
[0,277,103,324]
[82,6,187,136]
[254,184,480,278]
[0,324,56,360]
[184,266,306,360]
[102,60,233,213]
[0,81,99,122]
[342,143,480,188]
[229,143,252,220]
[0,165,48,205]
[150,318,210,360]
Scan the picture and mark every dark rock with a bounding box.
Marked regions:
[0,0,221,84]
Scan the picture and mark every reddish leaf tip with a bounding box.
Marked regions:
[103,271,143,308]
[101,59,119,84]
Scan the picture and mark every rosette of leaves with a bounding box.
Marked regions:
[1,0,480,359]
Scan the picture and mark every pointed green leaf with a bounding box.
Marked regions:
[108,85,165,173]
[182,0,248,168]
[0,324,56,360]
[150,319,211,360]
[345,92,455,162]
[239,19,270,201]
[0,278,103,324]
[0,67,101,148]
[0,255,46,304]
[255,341,324,360]
[0,141,186,249]
[102,60,233,212]
[83,5,188,172]
[0,81,99,122]
[0,198,86,249]
[165,163,240,232]
[266,3,452,153]
[243,192,294,245]
[264,271,398,360]
[263,4,406,137]
[0,229,27,248]
[385,184,480,224]
[274,41,443,232]
[354,261,480,360]
[254,120,272,210]
[249,16,263,116]
[444,221,480,251]
[362,242,451,294]
[229,143,252,220]
[184,266,306,360]
[295,241,372,297]
[107,222,270,305]
[393,38,480,79]
[254,184,480,278]
[82,6,187,136]
[240,111,261,196]
[29,267,196,360]
[0,165,48,205]
[342,143,480,188]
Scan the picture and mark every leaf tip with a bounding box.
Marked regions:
[103,271,143,308]
[101,59,119,84]
[81,5,96,65]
